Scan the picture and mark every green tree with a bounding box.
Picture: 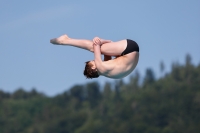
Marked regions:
[160,61,165,77]
[12,88,29,99]
[129,70,140,90]
[143,68,155,87]
[114,79,124,102]
[171,61,181,81]
[70,85,85,101]
[86,82,101,108]
[102,82,112,100]
[0,90,10,101]
[185,53,192,66]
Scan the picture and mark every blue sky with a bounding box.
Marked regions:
[0,0,200,96]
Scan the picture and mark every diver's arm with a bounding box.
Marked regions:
[93,43,106,73]
[93,37,111,74]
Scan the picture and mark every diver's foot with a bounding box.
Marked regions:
[50,34,70,45]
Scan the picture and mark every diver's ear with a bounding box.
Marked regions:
[91,65,96,69]
[90,60,96,70]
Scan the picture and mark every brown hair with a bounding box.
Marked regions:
[83,61,99,79]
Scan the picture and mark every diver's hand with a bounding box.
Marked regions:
[93,37,102,46]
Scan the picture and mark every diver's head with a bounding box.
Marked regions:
[83,61,99,79]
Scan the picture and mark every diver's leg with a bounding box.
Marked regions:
[50,34,127,56]
[50,34,94,52]
[100,40,127,56]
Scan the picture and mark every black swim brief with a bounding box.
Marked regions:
[121,39,139,56]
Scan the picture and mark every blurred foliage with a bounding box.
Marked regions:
[0,54,200,133]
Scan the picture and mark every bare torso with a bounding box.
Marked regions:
[99,51,139,79]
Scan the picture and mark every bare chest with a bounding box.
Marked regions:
[103,52,139,79]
